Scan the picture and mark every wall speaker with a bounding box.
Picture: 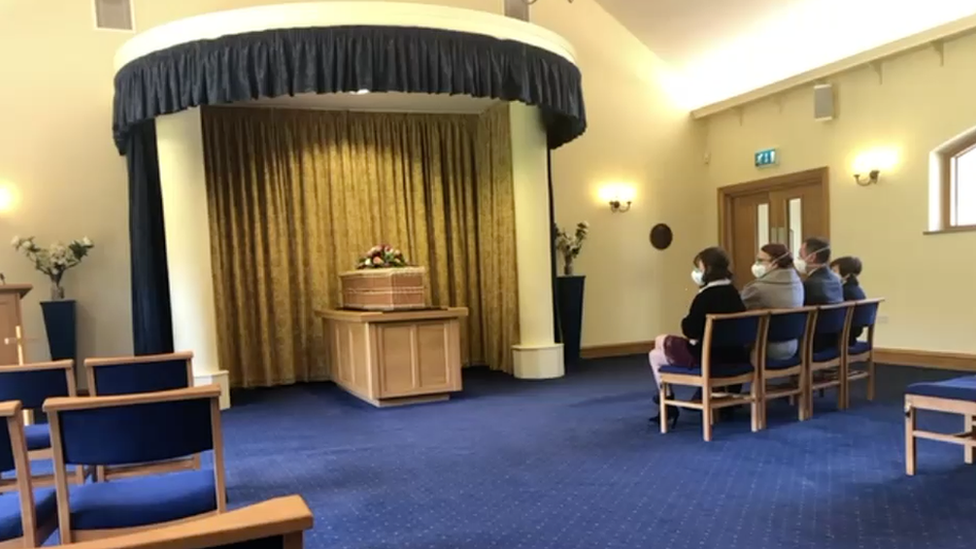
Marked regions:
[813,84,835,121]
[93,0,134,31]
[504,0,530,21]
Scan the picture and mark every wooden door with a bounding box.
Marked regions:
[719,168,830,285]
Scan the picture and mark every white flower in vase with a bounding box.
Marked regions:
[10,235,95,300]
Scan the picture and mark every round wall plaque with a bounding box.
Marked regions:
[649,224,673,250]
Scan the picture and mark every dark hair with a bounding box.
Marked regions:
[802,237,831,264]
[760,243,793,269]
[830,256,862,284]
[693,246,734,284]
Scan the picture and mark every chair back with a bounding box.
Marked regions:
[45,385,220,467]
[813,302,851,338]
[766,307,815,343]
[705,311,765,347]
[0,360,75,410]
[0,402,20,474]
[850,298,883,330]
[85,352,193,396]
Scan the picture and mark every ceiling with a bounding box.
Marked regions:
[596,0,976,109]
[231,92,498,113]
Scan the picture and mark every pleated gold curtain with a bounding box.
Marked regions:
[202,104,518,387]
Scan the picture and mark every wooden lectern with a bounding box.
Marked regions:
[0,284,31,365]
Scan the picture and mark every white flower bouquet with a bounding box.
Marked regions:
[554,221,589,276]
[11,236,94,300]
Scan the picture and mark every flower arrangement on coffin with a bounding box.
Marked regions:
[554,221,589,276]
[11,236,94,300]
[356,245,410,269]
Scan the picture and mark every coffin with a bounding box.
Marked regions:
[339,267,428,311]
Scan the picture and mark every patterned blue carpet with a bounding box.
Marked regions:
[221,358,976,549]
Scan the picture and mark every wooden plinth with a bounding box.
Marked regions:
[316,308,468,407]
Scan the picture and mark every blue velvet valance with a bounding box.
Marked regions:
[113,25,587,152]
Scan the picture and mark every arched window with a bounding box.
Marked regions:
[941,140,976,228]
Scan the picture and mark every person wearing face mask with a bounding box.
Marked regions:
[796,237,843,353]
[647,247,747,425]
[740,243,804,360]
[830,256,866,344]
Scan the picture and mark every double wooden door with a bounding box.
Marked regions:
[719,168,829,285]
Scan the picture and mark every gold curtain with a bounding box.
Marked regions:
[202,104,519,388]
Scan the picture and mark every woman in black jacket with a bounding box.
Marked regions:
[831,256,866,344]
[648,247,747,423]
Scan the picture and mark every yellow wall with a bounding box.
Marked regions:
[0,0,700,359]
[702,32,976,354]
[532,0,706,347]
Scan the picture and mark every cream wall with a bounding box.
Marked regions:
[0,0,701,361]
[702,32,976,354]
[531,0,707,347]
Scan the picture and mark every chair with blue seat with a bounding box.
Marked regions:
[0,360,87,492]
[804,302,855,417]
[843,298,885,408]
[904,376,976,475]
[0,400,58,547]
[43,385,227,543]
[757,306,816,429]
[83,352,197,482]
[658,310,767,442]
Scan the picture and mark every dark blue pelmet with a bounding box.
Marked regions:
[0,368,70,410]
[113,26,587,152]
[56,398,213,466]
[92,359,189,396]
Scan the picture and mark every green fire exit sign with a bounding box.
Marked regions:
[755,148,778,168]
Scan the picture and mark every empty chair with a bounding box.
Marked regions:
[844,298,885,408]
[0,400,58,547]
[54,496,313,549]
[757,307,816,428]
[43,385,227,543]
[805,302,855,417]
[0,360,87,490]
[83,352,197,481]
[658,310,766,441]
[904,376,976,475]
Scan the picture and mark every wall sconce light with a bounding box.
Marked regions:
[598,184,635,213]
[0,181,21,214]
[853,170,880,186]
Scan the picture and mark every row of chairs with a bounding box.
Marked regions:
[658,298,884,441]
[0,351,216,546]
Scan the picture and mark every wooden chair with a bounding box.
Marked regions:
[757,307,816,429]
[84,352,197,481]
[658,310,767,441]
[905,376,976,475]
[43,385,227,543]
[0,360,87,491]
[0,400,58,548]
[844,298,885,408]
[804,302,855,417]
[57,495,313,549]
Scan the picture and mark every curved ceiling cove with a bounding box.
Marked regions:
[112,2,586,152]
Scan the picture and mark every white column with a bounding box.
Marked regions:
[155,108,231,408]
[509,102,564,379]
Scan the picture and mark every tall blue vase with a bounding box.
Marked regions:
[41,300,77,363]
[556,275,585,364]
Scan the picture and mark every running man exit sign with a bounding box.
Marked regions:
[755,148,778,168]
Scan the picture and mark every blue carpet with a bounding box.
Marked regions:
[216,358,976,549]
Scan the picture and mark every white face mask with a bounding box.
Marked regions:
[794,258,808,274]
[751,263,768,279]
[691,268,704,286]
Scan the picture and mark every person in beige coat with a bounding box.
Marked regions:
[740,243,805,360]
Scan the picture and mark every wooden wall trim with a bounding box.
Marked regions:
[581,341,976,371]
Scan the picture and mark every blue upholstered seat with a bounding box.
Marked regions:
[0,488,57,541]
[906,376,976,402]
[812,347,841,362]
[69,470,216,531]
[659,362,754,379]
[849,341,871,355]
[23,424,49,452]
[766,354,801,370]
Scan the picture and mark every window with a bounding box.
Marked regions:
[93,0,134,32]
[949,145,976,227]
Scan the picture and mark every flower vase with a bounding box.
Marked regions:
[556,274,585,365]
[40,298,76,365]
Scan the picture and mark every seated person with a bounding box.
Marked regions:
[648,247,748,423]
[831,255,866,344]
[741,243,804,360]
[796,237,843,352]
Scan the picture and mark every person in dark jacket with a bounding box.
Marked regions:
[831,256,866,344]
[797,237,843,352]
[648,247,747,423]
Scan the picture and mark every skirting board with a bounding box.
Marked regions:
[580,341,976,371]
